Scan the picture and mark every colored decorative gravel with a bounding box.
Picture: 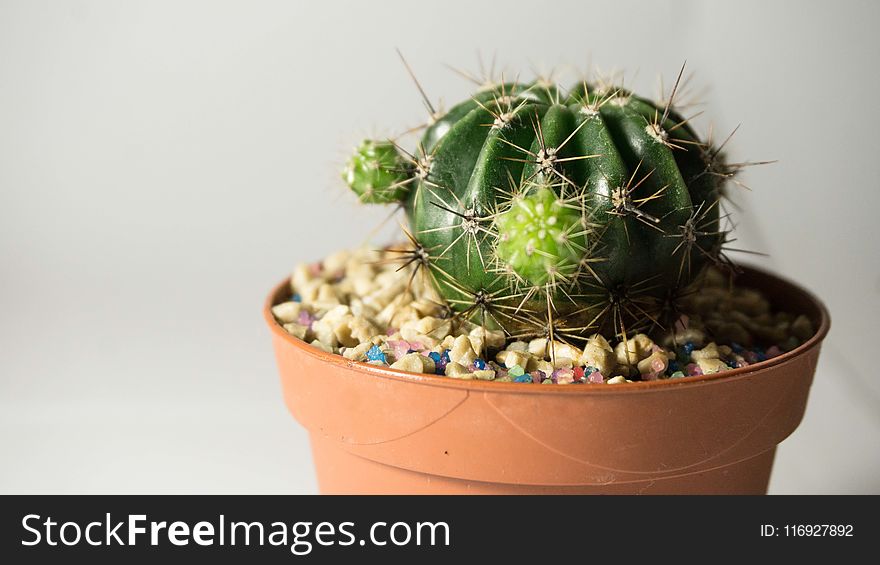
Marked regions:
[271,247,815,384]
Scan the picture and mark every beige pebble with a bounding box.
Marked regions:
[322,304,351,323]
[440,335,456,350]
[272,301,302,324]
[366,285,407,312]
[376,297,403,326]
[725,311,756,332]
[416,316,449,338]
[691,342,720,361]
[349,299,377,320]
[674,327,706,348]
[310,319,339,348]
[697,357,729,374]
[445,362,472,379]
[309,339,333,353]
[390,305,419,329]
[453,324,471,337]
[531,359,554,375]
[470,327,506,351]
[312,283,341,309]
[581,334,616,375]
[505,341,529,352]
[497,349,531,370]
[528,338,548,357]
[399,325,420,342]
[585,333,612,351]
[331,316,360,348]
[352,276,375,297]
[291,263,314,291]
[449,335,478,366]
[322,250,350,274]
[391,352,435,374]
[710,322,751,347]
[467,334,485,358]
[637,350,669,375]
[750,322,788,344]
[791,315,814,341]
[615,334,654,366]
[551,357,574,369]
[297,279,322,303]
[731,289,769,316]
[774,311,794,324]
[348,316,377,344]
[606,376,628,384]
[472,369,496,381]
[550,341,582,363]
[282,322,308,340]
[411,298,444,318]
[465,335,485,359]
[341,341,373,361]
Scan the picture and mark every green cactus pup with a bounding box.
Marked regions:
[343,66,740,343]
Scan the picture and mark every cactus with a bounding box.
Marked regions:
[343,65,742,342]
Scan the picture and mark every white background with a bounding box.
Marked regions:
[1,0,878,494]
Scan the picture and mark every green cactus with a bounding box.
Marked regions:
[344,68,737,340]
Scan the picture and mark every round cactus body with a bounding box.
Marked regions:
[345,77,729,338]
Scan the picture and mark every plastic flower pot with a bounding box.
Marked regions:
[264,265,829,494]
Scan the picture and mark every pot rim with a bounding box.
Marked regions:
[264,264,830,395]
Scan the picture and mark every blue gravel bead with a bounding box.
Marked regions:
[366,345,386,363]
[513,374,532,383]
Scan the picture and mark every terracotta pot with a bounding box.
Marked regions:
[264,266,829,494]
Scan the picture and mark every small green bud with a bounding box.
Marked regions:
[494,186,585,286]
[342,139,411,204]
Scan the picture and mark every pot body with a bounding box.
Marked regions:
[266,267,829,494]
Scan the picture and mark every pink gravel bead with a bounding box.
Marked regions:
[685,363,703,376]
[555,369,574,385]
[588,372,605,384]
[297,310,314,328]
[766,345,782,359]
